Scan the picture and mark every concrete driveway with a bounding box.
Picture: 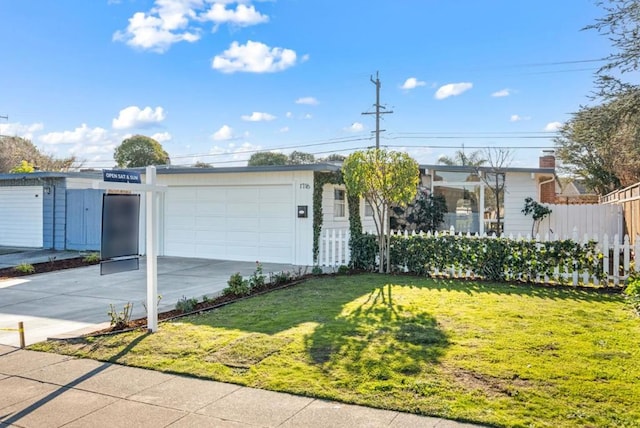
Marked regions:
[0,257,298,347]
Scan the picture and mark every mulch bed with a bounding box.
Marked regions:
[0,257,99,280]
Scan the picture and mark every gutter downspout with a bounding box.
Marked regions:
[537,175,556,236]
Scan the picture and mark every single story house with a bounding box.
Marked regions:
[418,152,556,236]
[0,171,103,250]
[0,153,556,264]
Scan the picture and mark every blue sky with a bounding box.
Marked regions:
[0,0,611,169]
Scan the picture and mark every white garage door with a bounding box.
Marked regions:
[163,185,294,263]
[0,186,43,247]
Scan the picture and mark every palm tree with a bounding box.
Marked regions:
[437,149,486,167]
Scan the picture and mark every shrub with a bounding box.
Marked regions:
[337,265,350,275]
[14,263,35,274]
[224,273,251,296]
[175,296,199,313]
[271,271,293,285]
[352,233,606,284]
[83,252,101,263]
[142,294,163,314]
[248,262,265,290]
[108,302,132,330]
[625,273,640,314]
[311,266,323,275]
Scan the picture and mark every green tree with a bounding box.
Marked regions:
[557,0,640,194]
[247,151,288,166]
[288,151,315,165]
[555,88,640,193]
[194,161,212,168]
[586,0,640,96]
[320,153,346,162]
[10,160,35,173]
[113,135,170,168]
[408,192,448,233]
[437,149,486,167]
[0,136,77,173]
[342,148,419,273]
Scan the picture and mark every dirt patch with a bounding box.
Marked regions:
[447,367,532,398]
[206,334,292,368]
[0,257,99,279]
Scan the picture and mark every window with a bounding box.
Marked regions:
[334,188,346,218]
[364,200,374,217]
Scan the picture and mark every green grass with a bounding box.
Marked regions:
[31,275,640,427]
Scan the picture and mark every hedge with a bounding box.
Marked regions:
[350,233,606,284]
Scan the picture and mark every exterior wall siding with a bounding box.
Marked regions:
[503,172,540,236]
[321,184,376,232]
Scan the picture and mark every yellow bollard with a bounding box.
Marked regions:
[18,322,25,349]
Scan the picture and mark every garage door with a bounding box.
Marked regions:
[163,185,294,263]
[0,186,43,247]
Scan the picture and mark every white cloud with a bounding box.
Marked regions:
[304,113,312,119]
[212,124,234,140]
[295,97,318,105]
[212,40,300,73]
[113,0,271,53]
[40,124,109,145]
[0,122,44,140]
[200,3,268,28]
[207,141,262,166]
[151,131,172,142]
[285,112,293,118]
[346,122,364,132]
[434,82,473,100]
[279,126,290,133]
[401,77,426,90]
[510,114,531,122]
[38,124,119,164]
[491,88,511,97]
[544,121,563,132]
[113,0,202,53]
[112,106,166,129]
[241,112,276,122]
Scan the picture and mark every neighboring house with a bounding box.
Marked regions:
[420,152,556,236]
[0,171,103,250]
[556,177,599,204]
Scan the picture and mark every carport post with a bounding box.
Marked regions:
[146,166,158,333]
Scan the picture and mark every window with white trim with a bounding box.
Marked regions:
[364,200,374,217]
[334,188,346,218]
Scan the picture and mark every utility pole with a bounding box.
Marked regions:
[362,71,393,149]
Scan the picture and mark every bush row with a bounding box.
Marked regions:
[350,233,606,283]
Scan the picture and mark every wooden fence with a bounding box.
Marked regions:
[318,227,639,286]
[601,182,640,244]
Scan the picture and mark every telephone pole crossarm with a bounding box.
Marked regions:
[361,71,393,149]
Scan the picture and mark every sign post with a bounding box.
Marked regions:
[146,166,158,332]
[94,167,166,333]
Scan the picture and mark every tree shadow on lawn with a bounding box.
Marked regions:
[413,276,624,304]
[305,283,450,377]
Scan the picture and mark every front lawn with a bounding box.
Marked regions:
[32,275,640,427]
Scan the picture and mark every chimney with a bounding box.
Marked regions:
[538,150,556,203]
[539,149,555,169]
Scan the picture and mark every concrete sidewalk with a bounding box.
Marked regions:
[0,346,482,428]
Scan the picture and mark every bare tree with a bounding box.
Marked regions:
[479,148,513,236]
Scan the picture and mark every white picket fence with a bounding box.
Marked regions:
[318,227,640,286]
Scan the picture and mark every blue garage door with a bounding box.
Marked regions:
[65,189,103,251]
